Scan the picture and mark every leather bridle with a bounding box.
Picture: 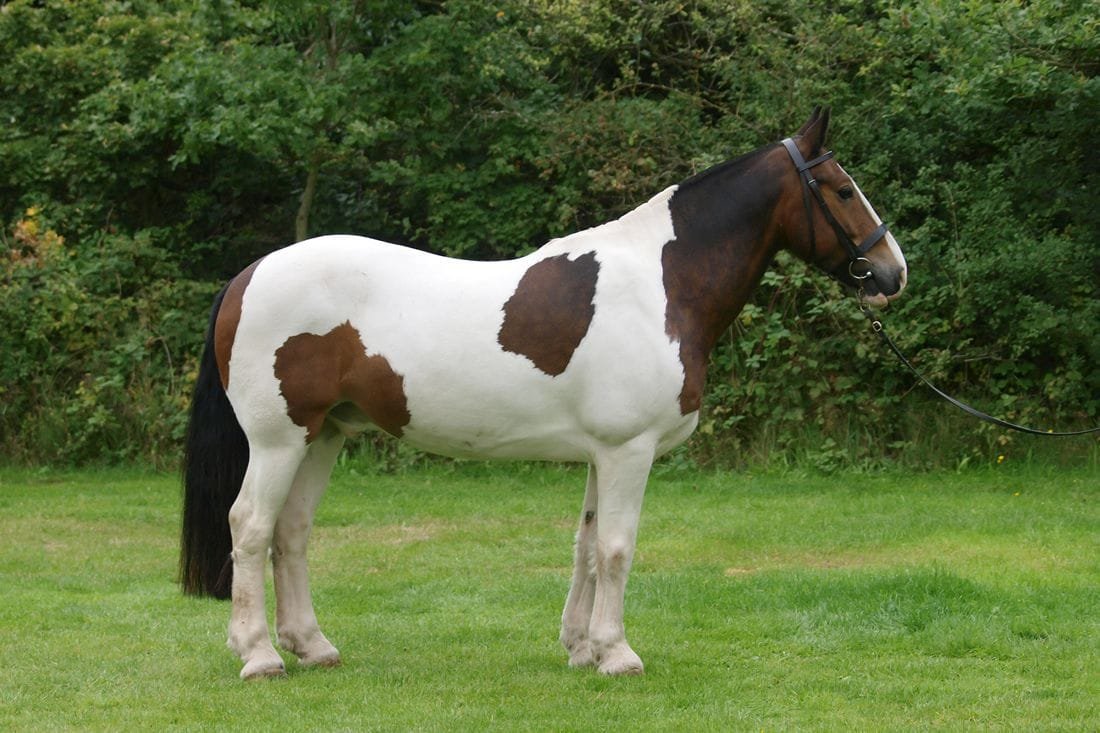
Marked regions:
[781,137,889,283]
[780,138,1099,436]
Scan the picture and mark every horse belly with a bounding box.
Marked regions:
[400,407,592,461]
[395,370,687,462]
[390,313,693,462]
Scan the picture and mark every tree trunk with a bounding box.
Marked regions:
[294,157,321,242]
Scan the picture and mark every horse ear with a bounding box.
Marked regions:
[799,106,831,155]
[796,106,822,136]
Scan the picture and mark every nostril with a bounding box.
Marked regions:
[883,268,906,299]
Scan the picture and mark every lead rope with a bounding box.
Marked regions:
[858,292,1100,436]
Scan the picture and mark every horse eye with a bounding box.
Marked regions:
[838,186,855,201]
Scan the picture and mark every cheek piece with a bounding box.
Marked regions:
[781,137,889,283]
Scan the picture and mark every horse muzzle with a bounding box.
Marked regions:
[857,263,906,307]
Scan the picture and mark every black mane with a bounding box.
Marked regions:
[675,143,778,191]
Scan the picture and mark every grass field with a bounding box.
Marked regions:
[0,461,1096,731]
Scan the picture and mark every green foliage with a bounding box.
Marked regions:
[0,206,218,464]
[0,0,1096,466]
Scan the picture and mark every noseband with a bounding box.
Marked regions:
[781,138,889,282]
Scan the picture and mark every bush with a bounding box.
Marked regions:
[1,0,1096,467]
[0,208,217,465]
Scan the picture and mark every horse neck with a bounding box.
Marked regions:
[663,147,787,356]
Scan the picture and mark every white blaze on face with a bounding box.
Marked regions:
[842,165,908,300]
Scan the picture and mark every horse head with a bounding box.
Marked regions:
[779,107,907,307]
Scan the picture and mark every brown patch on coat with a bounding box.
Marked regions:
[662,147,793,415]
[497,252,600,376]
[273,321,410,441]
[214,258,264,390]
[661,239,723,415]
[662,239,776,415]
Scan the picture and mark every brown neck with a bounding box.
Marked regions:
[661,144,796,414]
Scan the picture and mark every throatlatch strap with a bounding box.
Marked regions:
[781,138,807,170]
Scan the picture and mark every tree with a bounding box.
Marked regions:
[0,0,1095,466]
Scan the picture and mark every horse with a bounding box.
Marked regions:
[180,107,907,679]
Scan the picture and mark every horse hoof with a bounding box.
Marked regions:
[283,636,341,669]
[301,650,342,669]
[597,645,645,676]
[240,657,287,680]
[598,658,645,676]
[567,642,596,668]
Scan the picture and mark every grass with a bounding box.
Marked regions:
[0,460,1096,731]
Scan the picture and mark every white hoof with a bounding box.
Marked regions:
[299,647,341,669]
[597,644,644,676]
[279,631,341,669]
[567,640,597,668]
[240,651,287,680]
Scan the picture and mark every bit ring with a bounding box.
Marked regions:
[849,257,873,281]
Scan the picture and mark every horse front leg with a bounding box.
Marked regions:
[273,427,344,669]
[588,439,655,675]
[560,464,599,667]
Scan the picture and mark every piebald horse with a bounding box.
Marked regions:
[181,108,907,679]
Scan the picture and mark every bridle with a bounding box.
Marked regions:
[778,140,1099,436]
[781,137,889,283]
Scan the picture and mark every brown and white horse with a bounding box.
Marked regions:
[180,108,906,679]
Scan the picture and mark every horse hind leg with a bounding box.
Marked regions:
[560,464,599,667]
[226,438,308,679]
[273,426,345,669]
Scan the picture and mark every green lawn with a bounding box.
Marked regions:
[0,462,1096,731]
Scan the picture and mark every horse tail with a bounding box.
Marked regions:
[179,283,248,599]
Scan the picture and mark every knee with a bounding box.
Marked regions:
[230,515,277,556]
[596,538,634,575]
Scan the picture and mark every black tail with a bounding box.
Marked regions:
[179,284,249,599]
